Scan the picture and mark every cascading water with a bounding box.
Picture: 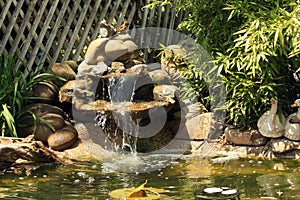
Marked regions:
[94,73,141,153]
[74,60,190,173]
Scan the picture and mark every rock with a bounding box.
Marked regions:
[124,58,145,68]
[78,61,108,76]
[112,33,132,41]
[63,60,78,72]
[123,40,138,52]
[185,102,207,120]
[270,138,300,153]
[118,52,139,61]
[98,19,116,38]
[153,85,178,104]
[32,82,58,103]
[161,45,187,68]
[85,37,109,64]
[186,112,212,140]
[224,128,268,146]
[17,103,66,139]
[59,81,74,103]
[59,80,87,103]
[149,70,171,84]
[50,62,76,81]
[105,39,128,60]
[160,45,187,77]
[127,64,148,75]
[47,123,78,151]
[34,113,66,142]
[117,40,139,61]
[109,62,126,73]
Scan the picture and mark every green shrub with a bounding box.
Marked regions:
[147,0,300,129]
[215,1,300,128]
[0,54,59,137]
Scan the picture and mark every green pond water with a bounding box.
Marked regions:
[0,154,299,199]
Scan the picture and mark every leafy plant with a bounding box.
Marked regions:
[0,54,60,137]
[157,44,212,109]
[146,0,300,129]
[216,1,300,128]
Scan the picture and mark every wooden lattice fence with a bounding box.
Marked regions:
[0,0,188,71]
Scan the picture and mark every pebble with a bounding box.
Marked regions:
[221,189,237,195]
[88,177,95,184]
[74,179,80,184]
[92,165,97,169]
[203,187,223,194]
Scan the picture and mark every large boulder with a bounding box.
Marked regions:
[105,39,129,60]
[85,38,109,64]
[186,112,212,140]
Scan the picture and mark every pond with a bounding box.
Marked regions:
[0,154,299,199]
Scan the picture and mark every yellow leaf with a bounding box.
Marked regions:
[278,27,284,46]
[127,180,148,198]
[274,28,279,47]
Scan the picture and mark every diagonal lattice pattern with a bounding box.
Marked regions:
[0,0,188,71]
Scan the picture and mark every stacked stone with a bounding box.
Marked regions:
[19,61,79,151]
[72,20,181,112]
[225,98,300,156]
[160,45,299,157]
[63,21,194,152]
[269,100,300,154]
[160,45,213,143]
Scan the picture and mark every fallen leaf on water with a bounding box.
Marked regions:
[109,180,167,199]
[127,180,148,198]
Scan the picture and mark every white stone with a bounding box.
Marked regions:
[203,187,222,194]
[222,189,237,195]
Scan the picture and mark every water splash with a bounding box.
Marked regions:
[95,73,140,153]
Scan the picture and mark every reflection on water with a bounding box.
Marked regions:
[0,156,299,199]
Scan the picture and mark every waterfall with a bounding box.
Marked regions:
[95,74,140,153]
